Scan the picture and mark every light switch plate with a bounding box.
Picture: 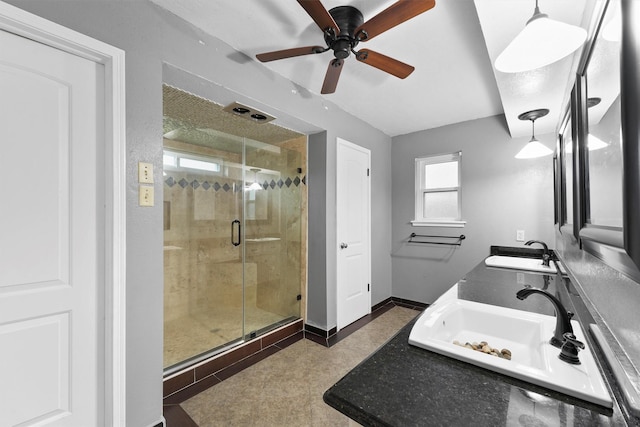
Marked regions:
[138,162,154,184]
[139,185,154,206]
[516,230,525,242]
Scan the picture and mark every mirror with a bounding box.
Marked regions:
[560,110,574,229]
[584,0,622,229]
[576,0,640,281]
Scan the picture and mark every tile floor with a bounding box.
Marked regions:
[178,306,420,426]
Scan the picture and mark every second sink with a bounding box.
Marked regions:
[485,255,557,273]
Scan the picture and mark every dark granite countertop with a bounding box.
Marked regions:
[324,249,631,426]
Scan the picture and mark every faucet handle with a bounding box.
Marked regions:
[559,332,585,365]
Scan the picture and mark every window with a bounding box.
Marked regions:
[163,150,221,174]
[412,152,465,227]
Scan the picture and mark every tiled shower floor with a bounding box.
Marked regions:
[164,305,288,368]
[177,306,420,426]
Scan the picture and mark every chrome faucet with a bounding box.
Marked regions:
[525,240,551,267]
[516,287,573,348]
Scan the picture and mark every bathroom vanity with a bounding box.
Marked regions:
[323,248,632,426]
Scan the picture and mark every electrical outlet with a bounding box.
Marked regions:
[516,230,525,242]
[139,185,154,206]
[138,162,154,184]
[517,272,525,285]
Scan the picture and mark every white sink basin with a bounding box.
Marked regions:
[408,287,612,407]
[485,255,557,274]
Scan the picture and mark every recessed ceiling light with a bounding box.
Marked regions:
[222,102,276,124]
[232,107,250,114]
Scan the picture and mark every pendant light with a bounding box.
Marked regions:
[564,98,609,153]
[246,168,263,191]
[495,0,587,73]
[516,109,553,159]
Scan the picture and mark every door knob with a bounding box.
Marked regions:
[340,242,348,249]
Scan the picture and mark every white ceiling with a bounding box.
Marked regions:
[149,0,587,138]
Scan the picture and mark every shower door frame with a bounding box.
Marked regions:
[162,117,303,375]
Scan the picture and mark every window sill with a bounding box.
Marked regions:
[411,220,466,228]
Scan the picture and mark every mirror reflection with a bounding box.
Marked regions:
[585,0,622,228]
[562,116,573,226]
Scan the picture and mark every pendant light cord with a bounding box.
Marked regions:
[528,0,547,24]
[531,118,537,140]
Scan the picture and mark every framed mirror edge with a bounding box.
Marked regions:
[556,102,570,232]
[620,0,640,274]
[566,0,640,281]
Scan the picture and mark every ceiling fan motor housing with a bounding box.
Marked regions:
[325,6,364,59]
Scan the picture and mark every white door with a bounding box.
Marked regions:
[336,138,371,330]
[0,27,103,426]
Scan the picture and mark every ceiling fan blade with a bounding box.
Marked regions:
[256,46,324,62]
[321,58,344,94]
[355,0,436,41]
[297,0,339,34]
[356,49,414,79]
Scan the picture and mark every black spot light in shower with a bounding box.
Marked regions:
[223,101,276,124]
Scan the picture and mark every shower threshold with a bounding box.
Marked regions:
[246,316,298,340]
[164,316,300,377]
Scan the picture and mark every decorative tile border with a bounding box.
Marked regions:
[164,174,307,191]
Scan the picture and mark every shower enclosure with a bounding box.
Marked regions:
[162,85,305,372]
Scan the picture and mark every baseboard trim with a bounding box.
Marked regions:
[304,297,426,348]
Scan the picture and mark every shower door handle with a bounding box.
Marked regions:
[231,219,241,246]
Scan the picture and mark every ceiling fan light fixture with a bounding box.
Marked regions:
[495,1,587,73]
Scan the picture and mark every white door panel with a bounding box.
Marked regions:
[337,138,371,330]
[0,28,101,426]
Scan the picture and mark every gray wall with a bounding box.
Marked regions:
[391,115,555,303]
[307,131,328,329]
[5,1,392,425]
[556,232,640,381]
[308,127,394,331]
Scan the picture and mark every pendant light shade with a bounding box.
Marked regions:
[516,109,553,159]
[495,1,587,73]
[246,168,263,191]
[565,134,609,153]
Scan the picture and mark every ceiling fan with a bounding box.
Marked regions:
[256,0,436,94]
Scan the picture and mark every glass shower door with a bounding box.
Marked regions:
[162,83,304,374]
[243,139,302,338]
[163,130,245,371]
